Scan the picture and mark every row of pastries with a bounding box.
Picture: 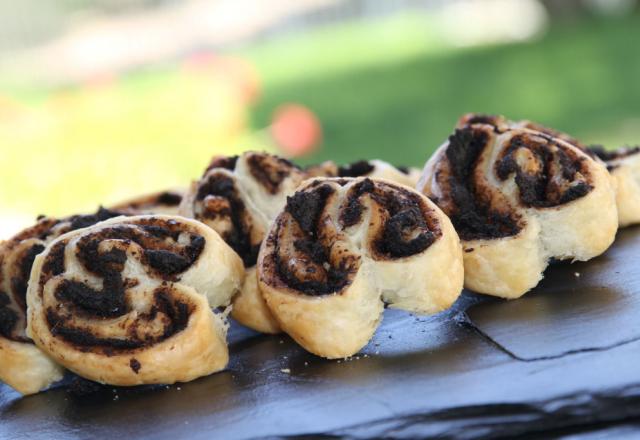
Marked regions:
[1,113,638,395]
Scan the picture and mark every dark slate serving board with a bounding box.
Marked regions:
[3,227,640,439]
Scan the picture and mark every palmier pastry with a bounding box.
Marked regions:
[26,215,244,387]
[306,160,421,188]
[258,177,464,359]
[418,122,617,299]
[111,189,185,215]
[0,207,126,394]
[457,113,587,149]
[588,146,640,227]
[459,113,640,227]
[180,152,305,334]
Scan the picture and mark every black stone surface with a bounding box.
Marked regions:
[466,226,640,360]
[2,227,640,439]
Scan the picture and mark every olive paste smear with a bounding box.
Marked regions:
[272,178,443,296]
[0,207,126,343]
[495,133,593,208]
[440,128,523,241]
[195,173,260,267]
[40,220,204,354]
[340,179,441,259]
[275,183,353,296]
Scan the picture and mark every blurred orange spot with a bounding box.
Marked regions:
[183,52,218,71]
[0,96,24,120]
[85,72,117,90]
[271,104,322,158]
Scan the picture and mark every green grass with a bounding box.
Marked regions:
[247,14,640,167]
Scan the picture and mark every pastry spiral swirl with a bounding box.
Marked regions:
[258,177,463,359]
[457,113,588,150]
[418,120,617,298]
[588,145,640,227]
[180,152,305,334]
[458,113,640,227]
[305,159,421,188]
[0,207,127,394]
[26,215,244,386]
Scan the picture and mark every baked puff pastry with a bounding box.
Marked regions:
[418,122,617,299]
[459,113,640,227]
[258,177,464,359]
[0,207,126,394]
[457,113,587,150]
[111,189,185,215]
[305,160,421,188]
[26,215,244,387]
[180,152,305,334]
[588,146,640,227]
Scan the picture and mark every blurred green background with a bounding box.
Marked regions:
[0,0,639,234]
[249,12,640,164]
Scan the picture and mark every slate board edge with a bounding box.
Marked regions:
[259,384,640,440]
